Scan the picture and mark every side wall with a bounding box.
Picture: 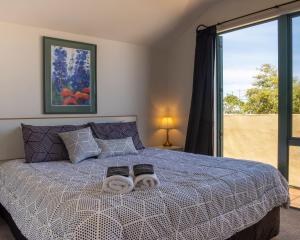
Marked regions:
[0,22,150,144]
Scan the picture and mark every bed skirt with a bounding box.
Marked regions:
[228,207,280,240]
[0,202,279,240]
[0,203,26,240]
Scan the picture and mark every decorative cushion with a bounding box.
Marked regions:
[59,127,101,164]
[95,137,138,158]
[89,122,144,150]
[21,123,86,163]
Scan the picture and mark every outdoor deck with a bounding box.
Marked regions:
[290,187,300,208]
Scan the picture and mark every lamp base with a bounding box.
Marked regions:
[163,141,172,147]
[163,129,172,147]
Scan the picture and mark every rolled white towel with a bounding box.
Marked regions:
[102,175,134,194]
[134,173,160,190]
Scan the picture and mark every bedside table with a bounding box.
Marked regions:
[155,146,184,151]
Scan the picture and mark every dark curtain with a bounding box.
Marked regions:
[184,26,216,155]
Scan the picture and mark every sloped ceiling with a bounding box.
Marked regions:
[0,0,222,45]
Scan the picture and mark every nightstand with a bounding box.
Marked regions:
[155,146,184,151]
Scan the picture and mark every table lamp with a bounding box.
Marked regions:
[161,117,174,147]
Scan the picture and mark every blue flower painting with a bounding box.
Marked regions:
[44,37,97,114]
[51,46,91,106]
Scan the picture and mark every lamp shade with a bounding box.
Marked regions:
[161,117,174,129]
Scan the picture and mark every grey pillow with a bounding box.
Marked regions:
[95,137,138,158]
[59,127,100,164]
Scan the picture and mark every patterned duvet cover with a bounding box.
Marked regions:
[0,148,289,240]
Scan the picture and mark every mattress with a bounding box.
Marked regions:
[0,148,289,240]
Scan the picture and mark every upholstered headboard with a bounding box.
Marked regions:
[0,115,137,161]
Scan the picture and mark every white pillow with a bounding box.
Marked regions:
[95,137,138,158]
[59,127,101,163]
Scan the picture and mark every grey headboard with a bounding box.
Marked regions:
[0,115,137,161]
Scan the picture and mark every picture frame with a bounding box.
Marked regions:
[43,37,97,114]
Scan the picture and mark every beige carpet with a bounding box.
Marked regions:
[0,208,299,240]
[273,208,300,240]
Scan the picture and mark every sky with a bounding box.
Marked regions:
[221,17,300,99]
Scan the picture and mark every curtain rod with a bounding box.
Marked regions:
[196,0,300,31]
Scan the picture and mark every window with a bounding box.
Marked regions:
[216,13,300,208]
[292,16,300,138]
[220,21,278,168]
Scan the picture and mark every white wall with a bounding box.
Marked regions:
[147,49,170,146]
[0,22,150,144]
[152,0,291,147]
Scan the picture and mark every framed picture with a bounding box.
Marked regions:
[43,37,97,114]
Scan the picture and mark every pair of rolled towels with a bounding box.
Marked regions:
[102,164,160,194]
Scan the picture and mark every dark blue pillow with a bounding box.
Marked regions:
[21,124,87,163]
[88,122,144,150]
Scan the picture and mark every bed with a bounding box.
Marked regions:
[0,147,288,240]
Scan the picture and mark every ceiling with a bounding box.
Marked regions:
[0,0,221,45]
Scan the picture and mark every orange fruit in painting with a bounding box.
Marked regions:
[73,91,90,101]
[74,91,82,100]
[80,93,90,100]
[61,88,73,97]
[63,97,78,105]
[82,88,91,94]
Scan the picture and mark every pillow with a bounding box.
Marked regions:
[21,123,86,163]
[59,127,100,164]
[89,121,144,150]
[95,137,138,158]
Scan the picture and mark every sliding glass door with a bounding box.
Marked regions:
[292,16,300,140]
[289,15,300,207]
[219,21,278,168]
[217,13,300,208]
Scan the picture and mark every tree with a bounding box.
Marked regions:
[293,78,300,114]
[224,94,244,113]
[243,64,278,114]
[223,64,300,114]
